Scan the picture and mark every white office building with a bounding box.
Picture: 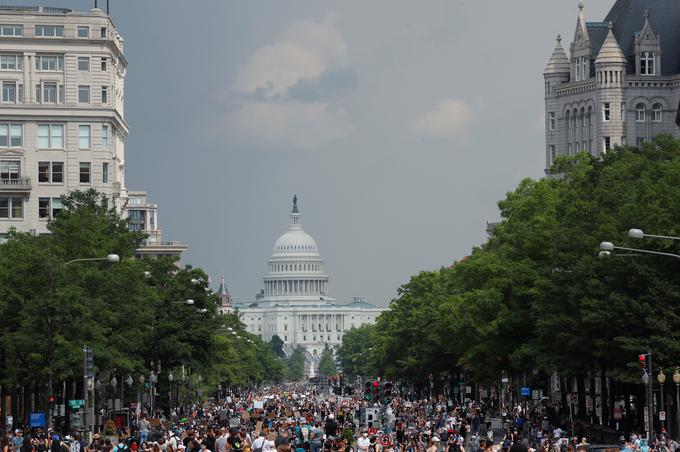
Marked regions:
[0,5,127,235]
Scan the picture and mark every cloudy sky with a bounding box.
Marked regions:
[15,0,614,305]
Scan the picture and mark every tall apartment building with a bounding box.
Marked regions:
[0,5,127,236]
[544,0,680,173]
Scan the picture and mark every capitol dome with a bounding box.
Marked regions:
[272,229,319,256]
[257,195,331,306]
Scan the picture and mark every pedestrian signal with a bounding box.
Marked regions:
[381,381,393,404]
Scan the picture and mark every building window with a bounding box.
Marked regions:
[581,57,587,79]
[604,136,611,152]
[101,58,107,71]
[35,25,64,37]
[101,86,108,104]
[568,143,573,155]
[79,125,91,149]
[0,55,22,71]
[38,82,59,103]
[38,161,63,183]
[36,55,64,71]
[38,124,63,149]
[565,111,570,129]
[641,51,655,75]
[652,103,662,122]
[127,210,146,231]
[621,136,626,146]
[0,124,22,147]
[0,196,23,219]
[0,160,19,180]
[77,26,89,38]
[0,25,22,37]
[636,103,646,122]
[79,162,91,184]
[78,57,90,71]
[2,82,15,103]
[100,27,107,39]
[39,197,62,220]
[102,162,109,183]
[602,103,611,121]
[102,125,109,148]
[548,112,556,130]
[78,85,90,103]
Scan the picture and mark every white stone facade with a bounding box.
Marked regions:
[0,6,127,234]
[232,197,384,359]
[544,1,680,173]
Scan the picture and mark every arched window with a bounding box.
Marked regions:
[587,106,593,125]
[652,103,662,122]
[580,108,586,127]
[573,109,578,128]
[636,103,646,122]
[565,110,571,129]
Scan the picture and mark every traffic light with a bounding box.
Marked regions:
[381,381,393,405]
[364,381,372,401]
[85,346,94,378]
[639,354,647,369]
[372,380,380,398]
[49,395,55,403]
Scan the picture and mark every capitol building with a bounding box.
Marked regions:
[221,196,384,361]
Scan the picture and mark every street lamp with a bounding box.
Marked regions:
[172,299,194,305]
[599,241,680,259]
[629,228,680,241]
[125,376,132,428]
[65,254,120,265]
[659,369,667,431]
[673,368,680,440]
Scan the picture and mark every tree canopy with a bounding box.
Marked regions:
[0,189,285,412]
[341,137,680,391]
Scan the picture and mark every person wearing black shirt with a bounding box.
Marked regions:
[324,416,338,439]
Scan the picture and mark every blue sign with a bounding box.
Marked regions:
[29,412,45,428]
[520,387,531,396]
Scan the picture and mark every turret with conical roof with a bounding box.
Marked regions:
[217,275,232,314]
[545,35,571,76]
[595,23,627,67]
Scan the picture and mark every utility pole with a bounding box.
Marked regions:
[84,346,93,441]
[648,351,655,441]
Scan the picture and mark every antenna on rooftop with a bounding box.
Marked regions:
[107,0,110,15]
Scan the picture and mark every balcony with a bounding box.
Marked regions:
[0,177,31,192]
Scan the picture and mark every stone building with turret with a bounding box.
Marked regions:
[544,0,680,173]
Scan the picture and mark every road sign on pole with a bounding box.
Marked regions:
[68,399,85,409]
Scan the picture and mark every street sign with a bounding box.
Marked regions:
[68,399,85,409]
[520,387,531,396]
[70,413,82,429]
[501,377,509,383]
[380,434,391,446]
[660,411,666,421]
[29,412,45,428]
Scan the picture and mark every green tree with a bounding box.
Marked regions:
[318,344,337,376]
[337,325,376,378]
[287,346,306,381]
[269,335,286,358]
[341,137,680,427]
